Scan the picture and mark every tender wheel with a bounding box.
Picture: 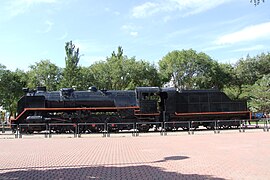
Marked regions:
[182,127,190,131]
[206,126,214,130]
[137,124,150,132]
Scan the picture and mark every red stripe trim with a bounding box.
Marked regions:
[14,106,139,121]
[135,113,160,116]
[24,106,139,111]
[14,109,27,122]
[134,109,160,116]
[175,111,250,116]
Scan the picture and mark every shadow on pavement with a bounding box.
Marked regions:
[153,155,189,163]
[0,164,225,180]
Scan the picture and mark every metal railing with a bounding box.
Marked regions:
[77,122,107,137]
[105,122,136,137]
[0,118,268,139]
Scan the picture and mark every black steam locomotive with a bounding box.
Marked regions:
[12,86,250,133]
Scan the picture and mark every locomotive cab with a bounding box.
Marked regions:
[136,87,161,114]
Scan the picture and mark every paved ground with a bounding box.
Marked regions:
[0,131,270,180]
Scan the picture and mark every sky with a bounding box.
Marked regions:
[0,0,269,71]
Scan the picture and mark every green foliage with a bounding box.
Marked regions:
[127,59,161,89]
[89,46,161,90]
[234,57,258,86]
[231,53,270,98]
[0,68,26,117]
[78,66,95,90]
[159,49,227,90]
[242,75,270,112]
[223,86,242,100]
[1,42,269,116]
[61,41,81,89]
[0,63,6,103]
[224,53,270,111]
[27,60,62,91]
[0,64,6,71]
[89,61,112,90]
[250,0,265,6]
[235,53,270,85]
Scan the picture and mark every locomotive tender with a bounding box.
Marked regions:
[12,86,251,133]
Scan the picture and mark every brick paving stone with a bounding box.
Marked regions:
[0,132,270,179]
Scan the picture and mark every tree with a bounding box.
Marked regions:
[159,49,225,90]
[0,69,26,118]
[250,0,265,6]
[61,41,81,89]
[108,46,161,89]
[0,64,7,106]
[231,53,270,98]
[124,59,161,89]
[221,62,244,100]
[107,46,127,89]
[242,75,270,112]
[88,46,161,90]
[89,61,113,90]
[255,52,270,76]
[27,60,62,91]
[78,66,95,90]
[234,56,259,86]
[0,64,6,71]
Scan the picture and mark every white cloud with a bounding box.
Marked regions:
[130,32,138,37]
[132,0,231,18]
[57,32,68,40]
[36,20,54,33]
[80,56,106,66]
[114,11,120,16]
[5,0,58,18]
[132,2,159,18]
[202,44,229,52]
[1,56,31,71]
[162,15,172,23]
[73,40,89,53]
[44,20,54,33]
[104,7,120,16]
[215,22,270,45]
[121,24,141,37]
[122,24,141,31]
[231,45,266,52]
[221,57,239,64]
[73,40,110,54]
[166,29,195,39]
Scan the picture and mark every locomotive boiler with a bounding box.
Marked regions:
[12,86,251,133]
